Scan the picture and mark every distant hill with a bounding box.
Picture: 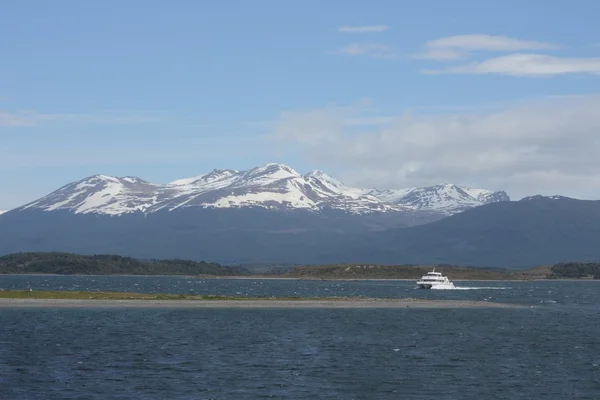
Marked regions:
[338,196,600,268]
[0,252,248,276]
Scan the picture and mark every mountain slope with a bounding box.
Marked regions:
[20,175,163,215]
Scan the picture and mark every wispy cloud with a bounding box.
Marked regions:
[335,43,395,58]
[334,24,393,58]
[424,53,600,76]
[428,34,557,51]
[0,112,35,127]
[179,123,217,129]
[0,134,259,169]
[0,110,162,127]
[337,25,391,33]
[411,34,600,77]
[413,34,558,60]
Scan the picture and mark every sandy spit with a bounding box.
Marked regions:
[0,298,527,309]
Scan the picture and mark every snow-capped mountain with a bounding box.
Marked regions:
[15,163,509,216]
[371,183,510,214]
[19,175,164,216]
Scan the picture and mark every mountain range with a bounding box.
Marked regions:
[1,163,599,269]
[11,163,508,217]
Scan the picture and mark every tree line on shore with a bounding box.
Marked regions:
[0,252,248,276]
[0,252,598,279]
[550,262,600,279]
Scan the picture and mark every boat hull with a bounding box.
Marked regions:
[416,282,455,290]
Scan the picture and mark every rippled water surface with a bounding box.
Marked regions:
[1,276,599,399]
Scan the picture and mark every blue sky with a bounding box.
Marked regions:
[2,0,600,209]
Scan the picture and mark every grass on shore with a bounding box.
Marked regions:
[0,290,356,301]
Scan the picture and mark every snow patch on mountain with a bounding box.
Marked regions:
[16,163,509,216]
[186,164,394,213]
[303,170,367,199]
[520,195,570,201]
[210,180,316,210]
[169,169,239,187]
[240,163,300,186]
[370,188,414,203]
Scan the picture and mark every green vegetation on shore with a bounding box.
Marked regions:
[283,263,600,280]
[0,252,248,276]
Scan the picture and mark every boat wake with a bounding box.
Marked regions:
[431,286,510,290]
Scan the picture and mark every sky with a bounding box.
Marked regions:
[2,0,600,210]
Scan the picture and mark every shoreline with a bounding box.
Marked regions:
[0,297,526,309]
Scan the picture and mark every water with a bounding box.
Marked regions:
[2,275,599,307]
[1,276,599,399]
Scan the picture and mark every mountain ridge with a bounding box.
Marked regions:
[10,163,509,217]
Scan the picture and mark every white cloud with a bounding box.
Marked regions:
[424,53,600,76]
[335,43,394,58]
[337,25,391,33]
[414,34,558,60]
[343,116,395,126]
[271,105,351,147]
[268,95,600,199]
[412,48,465,61]
[0,210,7,215]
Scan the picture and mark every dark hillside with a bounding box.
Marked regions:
[345,196,600,268]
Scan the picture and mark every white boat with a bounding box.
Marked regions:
[416,268,455,289]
